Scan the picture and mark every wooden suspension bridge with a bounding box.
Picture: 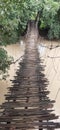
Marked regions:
[0,20,60,130]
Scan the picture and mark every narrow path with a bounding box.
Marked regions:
[0,21,60,130]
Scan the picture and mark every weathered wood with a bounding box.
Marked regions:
[5,93,50,98]
[0,20,60,130]
[1,109,54,115]
[0,104,54,109]
[0,122,60,128]
[0,114,58,122]
[0,100,55,109]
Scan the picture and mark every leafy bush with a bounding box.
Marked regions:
[39,0,60,39]
[0,48,13,73]
[48,21,60,39]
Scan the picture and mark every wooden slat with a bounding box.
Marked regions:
[0,100,55,109]
[0,114,58,122]
[0,122,60,128]
[4,93,50,98]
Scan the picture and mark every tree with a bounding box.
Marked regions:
[0,48,13,79]
[0,0,60,44]
[0,0,45,45]
[39,0,60,39]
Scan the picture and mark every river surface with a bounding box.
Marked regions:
[0,39,60,127]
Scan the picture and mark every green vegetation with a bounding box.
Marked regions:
[0,48,13,77]
[0,0,60,73]
[0,0,60,45]
[40,0,60,39]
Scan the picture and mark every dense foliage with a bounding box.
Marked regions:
[40,0,60,39]
[0,0,60,45]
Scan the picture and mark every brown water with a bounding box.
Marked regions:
[0,41,25,105]
[0,39,60,126]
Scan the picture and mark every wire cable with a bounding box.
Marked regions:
[55,88,60,101]
[40,43,60,50]
[52,58,57,73]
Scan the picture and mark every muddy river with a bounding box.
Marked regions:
[0,39,60,126]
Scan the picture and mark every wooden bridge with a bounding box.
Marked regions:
[0,21,60,130]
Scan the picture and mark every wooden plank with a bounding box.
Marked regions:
[8,87,47,91]
[0,108,54,113]
[3,100,55,104]
[0,109,54,115]
[7,91,50,95]
[0,122,60,128]
[0,114,58,121]
[4,93,50,98]
[0,100,55,108]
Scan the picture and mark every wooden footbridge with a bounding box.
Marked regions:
[0,21,60,130]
